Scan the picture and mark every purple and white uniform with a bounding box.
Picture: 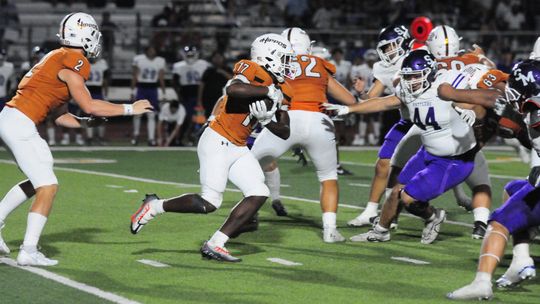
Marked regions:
[491,104,540,233]
[86,58,108,100]
[396,69,478,202]
[133,54,165,111]
[373,57,415,159]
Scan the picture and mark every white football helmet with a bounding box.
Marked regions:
[530,36,540,60]
[311,46,331,60]
[57,12,102,59]
[281,27,313,55]
[251,33,296,83]
[426,25,461,59]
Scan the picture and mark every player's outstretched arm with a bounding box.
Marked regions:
[59,69,153,117]
[327,77,356,105]
[323,95,401,115]
[438,83,501,108]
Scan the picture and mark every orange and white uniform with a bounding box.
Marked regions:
[437,53,481,71]
[0,48,89,187]
[197,59,288,208]
[251,54,341,182]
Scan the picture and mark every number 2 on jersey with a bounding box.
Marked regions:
[294,56,321,78]
[413,107,441,130]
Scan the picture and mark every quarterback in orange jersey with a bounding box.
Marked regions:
[129,33,293,262]
[0,12,152,266]
[251,27,357,243]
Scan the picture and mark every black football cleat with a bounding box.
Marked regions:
[472,221,487,239]
[271,199,288,216]
[200,241,242,262]
[337,164,353,176]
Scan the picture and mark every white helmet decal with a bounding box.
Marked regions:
[250,33,296,83]
[57,12,102,59]
[426,25,461,59]
[281,27,313,56]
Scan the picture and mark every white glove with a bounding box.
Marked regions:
[455,107,476,126]
[266,84,284,107]
[322,103,350,116]
[249,100,275,126]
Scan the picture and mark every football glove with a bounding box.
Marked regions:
[322,103,350,116]
[249,100,276,126]
[455,107,476,126]
[78,116,108,128]
[266,84,283,108]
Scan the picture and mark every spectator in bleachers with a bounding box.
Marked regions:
[503,2,526,30]
[157,100,186,147]
[285,0,310,27]
[0,0,20,48]
[172,46,209,145]
[100,12,117,69]
[249,0,284,27]
[0,49,15,111]
[330,48,352,88]
[197,51,232,118]
[312,0,334,29]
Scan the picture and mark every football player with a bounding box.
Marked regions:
[325,49,500,244]
[447,59,540,301]
[493,40,540,288]
[131,45,166,146]
[172,46,210,144]
[85,56,110,145]
[0,12,152,265]
[129,33,293,262]
[251,27,357,242]
[0,49,15,111]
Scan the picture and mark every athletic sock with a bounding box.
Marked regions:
[322,212,337,229]
[363,202,378,215]
[209,230,229,248]
[513,243,530,259]
[264,168,281,201]
[472,207,490,224]
[0,183,30,222]
[151,199,165,214]
[474,271,492,282]
[22,212,48,250]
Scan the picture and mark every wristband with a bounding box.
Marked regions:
[123,104,134,116]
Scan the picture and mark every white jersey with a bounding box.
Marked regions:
[159,103,186,125]
[133,54,166,84]
[172,59,210,86]
[372,57,404,95]
[0,61,15,97]
[86,59,108,87]
[330,59,352,86]
[396,69,476,157]
[350,63,374,88]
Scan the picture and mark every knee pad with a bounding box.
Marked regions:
[18,180,36,198]
[201,189,223,210]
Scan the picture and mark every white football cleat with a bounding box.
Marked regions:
[447,280,493,301]
[347,210,377,227]
[496,257,536,287]
[350,228,390,242]
[17,247,58,266]
[323,228,346,243]
[130,194,160,234]
[0,223,10,255]
[421,208,446,244]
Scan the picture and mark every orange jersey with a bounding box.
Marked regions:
[7,48,90,124]
[210,59,293,146]
[289,55,336,112]
[437,53,480,71]
[476,69,508,89]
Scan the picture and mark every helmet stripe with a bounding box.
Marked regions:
[61,13,75,39]
[442,25,449,57]
[286,28,292,42]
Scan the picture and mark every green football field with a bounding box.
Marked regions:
[0,147,539,304]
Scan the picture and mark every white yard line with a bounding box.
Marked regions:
[0,257,141,304]
[391,257,431,265]
[137,259,171,268]
[267,258,303,266]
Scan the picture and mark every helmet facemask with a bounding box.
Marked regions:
[261,50,296,83]
[377,37,406,65]
[505,85,523,112]
[400,67,433,101]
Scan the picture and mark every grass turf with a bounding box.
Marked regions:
[0,148,538,304]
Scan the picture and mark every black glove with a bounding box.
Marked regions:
[80,116,107,128]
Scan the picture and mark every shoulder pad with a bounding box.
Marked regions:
[523,96,540,114]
